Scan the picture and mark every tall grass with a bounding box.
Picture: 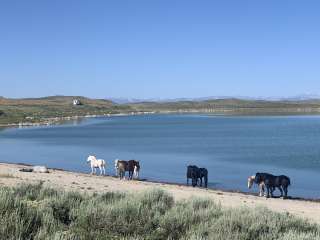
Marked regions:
[0,183,319,240]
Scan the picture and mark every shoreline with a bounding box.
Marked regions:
[3,110,320,128]
[0,111,156,128]
[4,161,320,203]
[1,162,320,223]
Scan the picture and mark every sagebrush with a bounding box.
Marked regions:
[0,183,319,240]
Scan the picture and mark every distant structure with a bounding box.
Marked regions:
[73,99,82,106]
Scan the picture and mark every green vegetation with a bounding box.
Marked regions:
[0,96,133,125]
[2,96,320,125]
[1,183,319,240]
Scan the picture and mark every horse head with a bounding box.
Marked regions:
[114,159,120,168]
[247,176,255,188]
[135,160,140,170]
[87,155,96,163]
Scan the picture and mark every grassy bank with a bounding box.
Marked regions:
[3,96,320,125]
[1,183,319,240]
[0,96,133,125]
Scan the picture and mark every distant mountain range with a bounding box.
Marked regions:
[107,94,320,104]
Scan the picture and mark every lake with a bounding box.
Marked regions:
[1,114,320,198]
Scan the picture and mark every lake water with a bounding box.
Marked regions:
[1,114,320,198]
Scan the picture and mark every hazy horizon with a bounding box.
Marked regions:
[3,93,320,102]
[1,1,320,99]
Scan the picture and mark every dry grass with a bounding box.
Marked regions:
[0,173,15,179]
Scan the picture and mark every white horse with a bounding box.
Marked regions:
[248,175,266,197]
[87,155,106,175]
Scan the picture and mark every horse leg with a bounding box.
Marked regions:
[134,170,139,179]
[270,186,274,198]
[278,187,283,198]
[259,184,263,197]
[200,177,203,187]
[283,186,288,198]
[266,186,271,198]
[192,177,196,187]
[204,175,208,188]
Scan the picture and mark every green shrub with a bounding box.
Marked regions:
[0,184,319,240]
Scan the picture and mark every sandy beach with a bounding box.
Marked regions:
[0,162,320,224]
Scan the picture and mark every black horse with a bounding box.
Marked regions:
[187,165,198,187]
[255,172,291,198]
[198,168,208,188]
[186,165,208,188]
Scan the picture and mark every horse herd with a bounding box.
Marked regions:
[87,156,291,199]
[86,155,140,180]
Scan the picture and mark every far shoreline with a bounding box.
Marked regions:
[0,111,156,128]
[2,110,320,129]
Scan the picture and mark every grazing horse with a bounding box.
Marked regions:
[87,155,106,175]
[115,159,140,180]
[186,165,208,188]
[247,175,266,197]
[199,168,208,188]
[115,159,127,179]
[187,165,198,187]
[255,172,291,198]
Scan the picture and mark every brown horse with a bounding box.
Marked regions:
[115,159,140,180]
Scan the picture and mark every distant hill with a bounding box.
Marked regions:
[108,94,320,104]
[2,95,320,125]
[1,96,114,106]
[129,98,320,115]
[0,96,132,125]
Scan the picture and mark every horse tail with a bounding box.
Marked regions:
[204,172,208,188]
[204,169,208,188]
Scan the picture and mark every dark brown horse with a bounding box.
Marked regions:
[187,165,208,188]
[255,172,291,198]
[115,159,140,180]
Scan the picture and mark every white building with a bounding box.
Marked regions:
[73,99,81,106]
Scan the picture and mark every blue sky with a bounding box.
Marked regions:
[1,0,320,99]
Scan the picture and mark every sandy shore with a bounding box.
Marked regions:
[1,162,320,224]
